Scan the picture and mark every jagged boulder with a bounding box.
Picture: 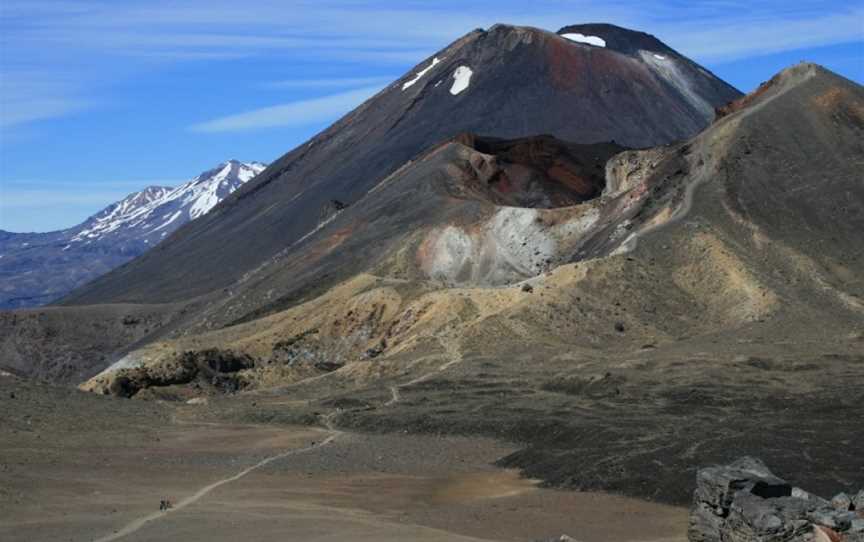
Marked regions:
[854,491,864,512]
[833,493,853,512]
[689,457,863,542]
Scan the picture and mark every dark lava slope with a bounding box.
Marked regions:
[62,23,740,306]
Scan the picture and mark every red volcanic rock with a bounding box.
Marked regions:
[451,134,625,207]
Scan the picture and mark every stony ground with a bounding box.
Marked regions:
[195,318,864,506]
[0,375,686,542]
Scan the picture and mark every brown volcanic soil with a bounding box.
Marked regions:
[0,375,686,542]
[190,263,863,506]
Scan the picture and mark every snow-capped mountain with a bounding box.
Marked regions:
[0,160,266,309]
[70,160,266,248]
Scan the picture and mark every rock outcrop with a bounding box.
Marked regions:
[689,457,864,541]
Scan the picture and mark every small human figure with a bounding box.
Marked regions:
[159,500,165,511]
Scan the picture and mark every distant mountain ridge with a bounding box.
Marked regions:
[0,160,266,309]
[69,160,266,248]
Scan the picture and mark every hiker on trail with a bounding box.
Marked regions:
[159,500,166,511]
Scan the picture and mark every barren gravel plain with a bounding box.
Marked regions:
[0,375,686,542]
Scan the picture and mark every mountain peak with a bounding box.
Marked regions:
[474,22,677,58]
[773,61,828,84]
[192,160,265,186]
[556,23,672,56]
[62,24,743,305]
[714,62,850,120]
[223,158,264,167]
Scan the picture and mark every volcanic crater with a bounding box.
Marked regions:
[446,133,625,208]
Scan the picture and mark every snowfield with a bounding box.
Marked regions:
[450,66,473,95]
[561,33,607,47]
[402,57,442,90]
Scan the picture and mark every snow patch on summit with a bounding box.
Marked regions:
[402,57,442,90]
[562,33,606,47]
[450,66,473,95]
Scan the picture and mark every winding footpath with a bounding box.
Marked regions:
[93,428,339,542]
[94,337,463,541]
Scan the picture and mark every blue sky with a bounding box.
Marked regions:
[1,1,862,232]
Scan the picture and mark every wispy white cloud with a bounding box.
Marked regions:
[6,1,859,59]
[189,85,384,133]
[657,7,864,62]
[262,76,395,89]
[0,71,89,128]
[117,50,254,61]
[2,178,182,190]
[0,98,88,128]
